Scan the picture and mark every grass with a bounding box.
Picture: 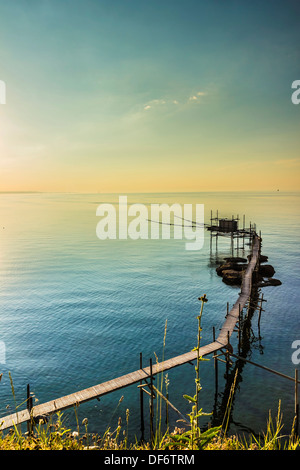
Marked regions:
[0,402,299,450]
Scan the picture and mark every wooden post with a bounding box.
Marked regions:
[210,210,212,253]
[139,353,145,442]
[27,384,33,435]
[238,304,241,356]
[226,302,229,318]
[149,358,154,448]
[213,327,218,392]
[295,369,299,437]
[226,331,230,378]
[246,296,251,320]
[258,294,264,328]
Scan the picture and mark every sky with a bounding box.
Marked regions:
[0,0,299,192]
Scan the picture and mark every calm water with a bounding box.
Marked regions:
[0,191,299,440]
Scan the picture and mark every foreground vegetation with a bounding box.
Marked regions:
[0,403,299,450]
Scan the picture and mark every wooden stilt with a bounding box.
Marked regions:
[213,327,218,392]
[26,384,33,435]
[258,294,264,328]
[238,304,241,356]
[139,353,145,442]
[226,331,230,378]
[149,358,154,448]
[243,215,245,250]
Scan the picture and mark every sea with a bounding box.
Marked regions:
[0,191,299,442]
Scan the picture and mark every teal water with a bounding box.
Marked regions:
[0,191,299,440]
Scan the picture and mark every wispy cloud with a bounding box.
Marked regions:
[143,90,207,111]
[188,91,207,102]
[143,98,167,110]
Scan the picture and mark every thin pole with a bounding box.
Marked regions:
[229,353,300,383]
[149,358,154,448]
[226,331,230,378]
[139,353,145,442]
[238,304,241,356]
[27,384,33,435]
[243,215,245,250]
[215,212,218,249]
[258,294,264,328]
[210,210,213,252]
[213,327,218,392]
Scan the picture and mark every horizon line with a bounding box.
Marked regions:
[0,189,298,195]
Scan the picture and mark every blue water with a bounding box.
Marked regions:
[0,192,299,440]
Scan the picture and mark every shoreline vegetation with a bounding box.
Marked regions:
[0,400,299,451]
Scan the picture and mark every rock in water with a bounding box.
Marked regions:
[221,269,243,286]
[257,278,282,287]
[259,265,275,277]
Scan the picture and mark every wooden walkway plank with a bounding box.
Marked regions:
[0,236,261,431]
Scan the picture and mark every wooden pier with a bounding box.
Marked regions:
[0,235,262,431]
